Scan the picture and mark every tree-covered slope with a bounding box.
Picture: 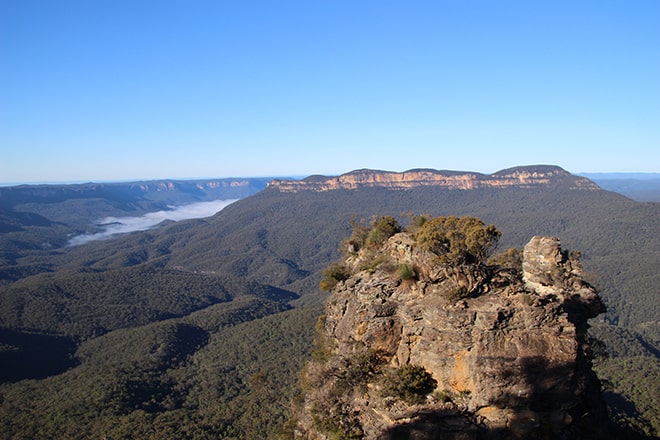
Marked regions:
[51,184,656,332]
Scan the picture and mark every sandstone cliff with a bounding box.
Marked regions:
[269,165,599,192]
[294,218,607,439]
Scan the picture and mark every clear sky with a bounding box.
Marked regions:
[1,0,659,183]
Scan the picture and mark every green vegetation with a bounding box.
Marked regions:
[396,262,416,281]
[433,389,453,403]
[381,365,437,405]
[413,216,502,296]
[322,216,403,289]
[597,356,660,438]
[488,247,522,272]
[366,215,401,246]
[304,356,437,438]
[305,348,385,440]
[340,215,402,254]
[341,218,370,255]
[320,262,351,292]
[0,303,319,440]
[589,323,660,438]
[325,215,501,296]
[336,349,385,394]
[415,215,501,266]
[0,268,236,338]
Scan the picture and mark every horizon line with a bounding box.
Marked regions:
[2,170,660,187]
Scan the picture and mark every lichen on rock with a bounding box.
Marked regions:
[293,216,608,440]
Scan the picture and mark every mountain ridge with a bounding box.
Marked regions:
[0,177,272,209]
[268,165,600,192]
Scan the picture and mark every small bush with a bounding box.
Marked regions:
[366,216,401,246]
[415,216,500,266]
[309,349,384,439]
[340,349,385,392]
[488,247,522,271]
[311,402,363,440]
[310,315,334,361]
[403,213,429,232]
[320,263,351,291]
[412,215,428,228]
[397,263,416,281]
[433,389,453,403]
[342,218,371,254]
[381,365,437,405]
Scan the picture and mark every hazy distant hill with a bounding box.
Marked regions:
[0,177,272,223]
[0,177,272,270]
[581,173,660,202]
[0,165,658,438]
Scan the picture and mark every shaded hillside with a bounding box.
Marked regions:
[0,267,298,339]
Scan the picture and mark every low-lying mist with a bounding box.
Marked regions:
[68,199,237,246]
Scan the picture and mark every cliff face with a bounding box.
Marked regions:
[294,223,607,439]
[269,165,600,192]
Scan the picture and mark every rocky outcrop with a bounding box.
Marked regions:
[294,223,607,439]
[269,165,600,192]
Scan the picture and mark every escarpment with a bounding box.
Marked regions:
[268,165,600,192]
[293,216,608,439]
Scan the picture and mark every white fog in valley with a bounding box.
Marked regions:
[68,199,237,246]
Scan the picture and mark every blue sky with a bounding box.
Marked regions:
[1,0,659,183]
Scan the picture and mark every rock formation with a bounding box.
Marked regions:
[293,217,607,439]
[268,165,600,192]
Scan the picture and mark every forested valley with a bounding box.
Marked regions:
[0,169,658,438]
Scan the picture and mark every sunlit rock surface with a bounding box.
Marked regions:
[269,166,600,192]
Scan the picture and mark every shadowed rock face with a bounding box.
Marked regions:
[295,232,607,440]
